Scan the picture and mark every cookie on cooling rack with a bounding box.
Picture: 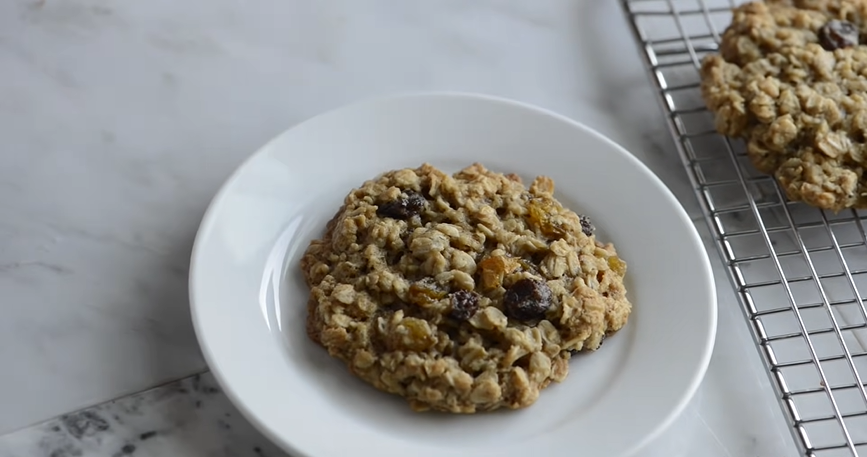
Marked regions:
[300,163,632,413]
[700,0,867,211]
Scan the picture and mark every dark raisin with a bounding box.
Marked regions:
[376,191,426,220]
[819,19,859,51]
[579,215,594,237]
[449,290,479,321]
[503,278,552,321]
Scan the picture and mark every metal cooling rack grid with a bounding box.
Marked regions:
[620,1,867,456]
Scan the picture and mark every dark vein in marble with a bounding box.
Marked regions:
[0,371,287,457]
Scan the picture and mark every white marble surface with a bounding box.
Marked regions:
[0,367,793,457]
[0,0,804,455]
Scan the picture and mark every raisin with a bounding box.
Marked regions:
[395,318,437,351]
[527,198,567,237]
[608,256,627,276]
[376,191,426,219]
[478,255,521,290]
[819,19,859,51]
[579,215,594,237]
[503,278,552,321]
[409,278,446,306]
[449,290,479,321]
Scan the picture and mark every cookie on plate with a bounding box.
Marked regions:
[300,163,632,413]
[701,0,867,210]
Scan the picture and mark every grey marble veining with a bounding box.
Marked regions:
[0,372,284,457]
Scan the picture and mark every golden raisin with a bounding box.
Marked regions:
[527,198,567,238]
[396,318,437,351]
[478,256,520,290]
[408,279,446,306]
[608,256,627,276]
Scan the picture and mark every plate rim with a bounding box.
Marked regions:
[189,91,718,457]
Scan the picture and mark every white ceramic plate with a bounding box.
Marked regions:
[190,93,717,457]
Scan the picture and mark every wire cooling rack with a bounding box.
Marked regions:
[620,1,867,456]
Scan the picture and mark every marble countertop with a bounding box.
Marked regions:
[0,0,799,455]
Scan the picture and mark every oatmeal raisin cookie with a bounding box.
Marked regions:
[701,0,867,210]
[300,163,631,413]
